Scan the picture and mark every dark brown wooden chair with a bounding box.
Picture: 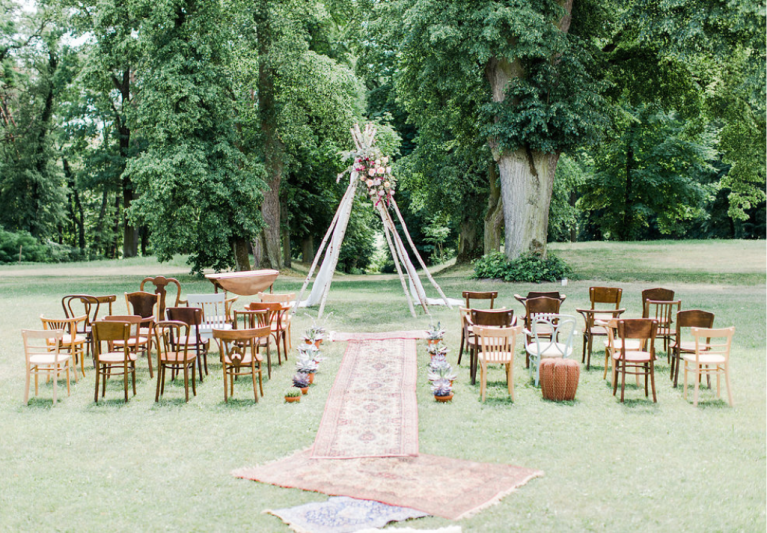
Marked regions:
[140,276,182,319]
[514,291,567,307]
[233,309,274,378]
[458,291,497,364]
[154,320,197,402]
[645,298,681,362]
[576,287,624,370]
[166,307,208,381]
[466,309,514,384]
[523,297,562,368]
[670,310,715,388]
[641,288,675,316]
[92,320,135,403]
[213,327,270,403]
[125,292,160,368]
[103,315,153,378]
[614,319,658,403]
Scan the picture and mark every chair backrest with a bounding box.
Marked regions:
[474,325,521,363]
[125,291,159,320]
[246,302,284,327]
[470,308,514,327]
[462,291,497,309]
[103,315,144,338]
[589,287,622,308]
[616,319,657,359]
[645,299,681,327]
[154,320,191,360]
[166,307,203,327]
[528,314,577,353]
[40,315,86,338]
[676,310,715,338]
[61,295,99,329]
[233,309,269,329]
[641,288,675,317]
[525,296,562,319]
[91,320,131,361]
[691,326,734,363]
[187,294,228,328]
[258,292,294,304]
[140,276,182,318]
[213,327,271,366]
[22,329,65,364]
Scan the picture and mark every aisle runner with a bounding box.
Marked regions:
[312,339,419,459]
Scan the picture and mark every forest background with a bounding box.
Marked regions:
[0,0,764,275]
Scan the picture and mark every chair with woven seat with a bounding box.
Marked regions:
[258,292,295,348]
[613,319,658,403]
[683,326,734,407]
[154,320,197,402]
[140,276,182,319]
[670,310,715,388]
[246,302,288,370]
[103,315,153,378]
[22,329,72,405]
[645,298,681,362]
[166,307,208,381]
[525,314,576,387]
[522,297,562,368]
[576,287,624,370]
[40,315,87,379]
[474,325,522,402]
[213,327,270,403]
[466,308,515,384]
[92,320,136,402]
[458,291,497,364]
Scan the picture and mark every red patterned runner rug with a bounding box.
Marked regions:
[330,330,428,342]
[233,449,543,520]
[311,338,419,459]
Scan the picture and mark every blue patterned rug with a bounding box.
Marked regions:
[266,496,429,533]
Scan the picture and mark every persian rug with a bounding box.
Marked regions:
[233,449,543,520]
[330,331,428,342]
[265,496,428,533]
[312,339,419,459]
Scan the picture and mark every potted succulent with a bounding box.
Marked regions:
[428,363,457,385]
[297,344,322,366]
[302,328,324,348]
[431,378,454,402]
[295,353,318,384]
[284,389,301,403]
[425,322,445,346]
[427,343,449,361]
[293,373,310,394]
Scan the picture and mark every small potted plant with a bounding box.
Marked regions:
[431,378,454,402]
[428,362,457,385]
[293,373,310,394]
[302,328,324,348]
[425,322,445,346]
[284,389,301,403]
[427,343,449,361]
[295,353,318,384]
[297,344,321,366]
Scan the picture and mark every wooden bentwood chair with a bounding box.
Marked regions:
[154,320,197,402]
[576,287,624,370]
[522,297,562,368]
[613,319,658,403]
[670,310,715,388]
[258,292,295,348]
[213,327,270,403]
[683,327,734,407]
[466,308,514,384]
[474,325,522,402]
[246,302,288,370]
[22,329,72,405]
[458,291,497,365]
[40,315,87,379]
[233,309,275,378]
[140,276,182,320]
[92,320,136,403]
[166,307,208,381]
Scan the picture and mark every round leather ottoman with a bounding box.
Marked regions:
[540,358,580,401]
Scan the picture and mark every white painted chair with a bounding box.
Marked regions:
[186,294,233,340]
[525,313,577,386]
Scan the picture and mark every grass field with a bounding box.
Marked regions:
[0,240,764,532]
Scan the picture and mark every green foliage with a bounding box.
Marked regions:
[548,154,588,242]
[473,251,573,283]
[0,226,85,264]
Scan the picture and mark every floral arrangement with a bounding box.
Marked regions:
[355,153,395,208]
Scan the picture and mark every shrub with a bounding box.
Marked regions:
[473,251,573,283]
[0,226,88,264]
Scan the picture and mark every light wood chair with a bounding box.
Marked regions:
[213,327,270,403]
[92,320,136,403]
[576,287,624,369]
[613,319,658,403]
[466,308,514,384]
[258,292,295,348]
[40,315,87,379]
[233,309,275,378]
[22,329,73,405]
[246,302,288,370]
[154,320,197,402]
[684,327,734,407]
[103,315,153,378]
[474,325,522,402]
[458,291,497,364]
[645,299,681,361]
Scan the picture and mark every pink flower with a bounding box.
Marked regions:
[368,169,375,176]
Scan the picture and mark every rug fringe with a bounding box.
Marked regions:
[452,470,544,520]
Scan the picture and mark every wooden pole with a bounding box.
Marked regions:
[391,198,453,309]
[379,206,416,318]
[381,206,429,315]
[292,181,355,315]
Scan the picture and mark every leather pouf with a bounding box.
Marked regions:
[540,358,580,401]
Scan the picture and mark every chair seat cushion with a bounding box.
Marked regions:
[682,353,726,365]
[478,352,514,364]
[224,353,263,365]
[526,342,573,358]
[30,354,72,365]
[160,351,197,363]
[62,334,86,345]
[587,326,608,335]
[670,340,707,352]
[612,350,652,362]
[113,337,149,346]
[98,351,137,363]
[177,335,207,346]
[603,339,642,350]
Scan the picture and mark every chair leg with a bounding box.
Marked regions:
[507,362,515,401]
[251,363,258,402]
[724,366,733,406]
[586,335,593,370]
[102,365,108,398]
[94,364,100,403]
[155,365,162,402]
[52,366,58,406]
[480,363,486,402]
[581,334,587,363]
[650,360,657,403]
[223,364,229,403]
[66,362,71,396]
[693,364,700,407]
[458,330,464,364]
[620,361,626,402]
[184,363,189,403]
[123,361,129,402]
[258,367,264,397]
[24,365,30,405]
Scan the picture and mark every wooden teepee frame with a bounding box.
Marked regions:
[293,124,452,318]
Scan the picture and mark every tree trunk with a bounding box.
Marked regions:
[301,236,314,263]
[484,0,572,260]
[484,160,504,254]
[621,129,634,241]
[456,216,481,263]
[113,68,137,259]
[281,192,291,268]
[233,237,251,271]
[112,193,121,258]
[140,226,149,255]
[94,189,109,256]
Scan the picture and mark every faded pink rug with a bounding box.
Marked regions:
[331,331,428,342]
[233,449,543,520]
[312,339,419,459]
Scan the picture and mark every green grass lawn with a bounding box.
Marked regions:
[0,240,764,532]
